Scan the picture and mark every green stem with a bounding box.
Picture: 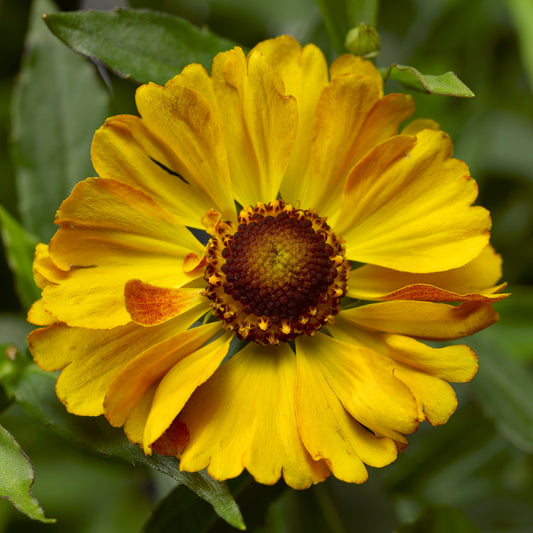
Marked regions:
[347,0,379,27]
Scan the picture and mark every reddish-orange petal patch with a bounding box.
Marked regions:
[125,279,205,326]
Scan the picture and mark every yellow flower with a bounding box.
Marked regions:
[27,36,507,489]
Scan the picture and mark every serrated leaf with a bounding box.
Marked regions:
[0,206,39,310]
[470,329,533,453]
[44,8,237,86]
[383,64,475,97]
[10,0,109,242]
[0,424,55,523]
[316,0,378,55]
[13,364,245,530]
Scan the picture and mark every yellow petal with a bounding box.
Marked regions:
[336,129,491,272]
[92,114,224,228]
[339,300,499,340]
[27,306,204,416]
[394,363,458,426]
[104,322,221,428]
[124,280,205,326]
[295,343,398,483]
[329,318,479,383]
[179,342,329,488]
[401,118,439,135]
[330,55,384,95]
[43,178,205,328]
[124,381,159,446]
[135,81,236,221]
[382,334,478,383]
[303,73,382,218]
[295,333,419,442]
[53,178,204,265]
[252,36,330,206]
[32,243,68,286]
[210,47,298,206]
[348,244,508,302]
[328,319,475,425]
[142,331,233,452]
[351,93,415,164]
[27,299,56,326]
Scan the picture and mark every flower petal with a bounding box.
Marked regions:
[302,72,382,217]
[330,55,384,91]
[393,363,459,426]
[27,299,56,326]
[142,331,233,452]
[252,36,330,205]
[339,300,499,340]
[92,114,222,228]
[336,130,491,272]
[179,342,329,488]
[382,333,478,382]
[209,47,298,206]
[328,319,476,426]
[32,243,68,286]
[348,244,508,302]
[295,333,419,442]
[123,381,158,446]
[42,178,204,328]
[135,81,236,221]
[27,305,204,416]
[295,342,398,483]
[124,280,205,326]
[104,321,221,429]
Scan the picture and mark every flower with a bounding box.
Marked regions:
[27,35,507,489]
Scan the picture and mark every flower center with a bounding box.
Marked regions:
[204,200,349,345]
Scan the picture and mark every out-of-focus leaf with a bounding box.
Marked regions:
[484,288,533,362]
[316,0,378,55]
[44,8,237,86]
[0,207,38,311]
[382,64,475,97]
[0,315,33,354]
[10,0,109,242]
[143,483,222,533]
[398,506,479,533]
[470,329,533,453]
[12,364,245,530]
[0,424,54,523]
[506,0,533,90]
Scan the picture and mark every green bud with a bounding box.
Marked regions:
[345,23,381,59]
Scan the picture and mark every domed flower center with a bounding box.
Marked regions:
[204,200,349,345]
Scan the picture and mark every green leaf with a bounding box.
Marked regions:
[506,0,533,90]
[0,206,39,311]
[10,0,109,242]
[13,364,245,530]
[0,315,34,355]
[317,0,378,55]
[143,483,224,533]
[0,423,54,523]
[470,329,533,453]
[382,64,475,97]
[44,8,238,86]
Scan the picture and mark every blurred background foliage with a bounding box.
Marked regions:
[0,0,532,531]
